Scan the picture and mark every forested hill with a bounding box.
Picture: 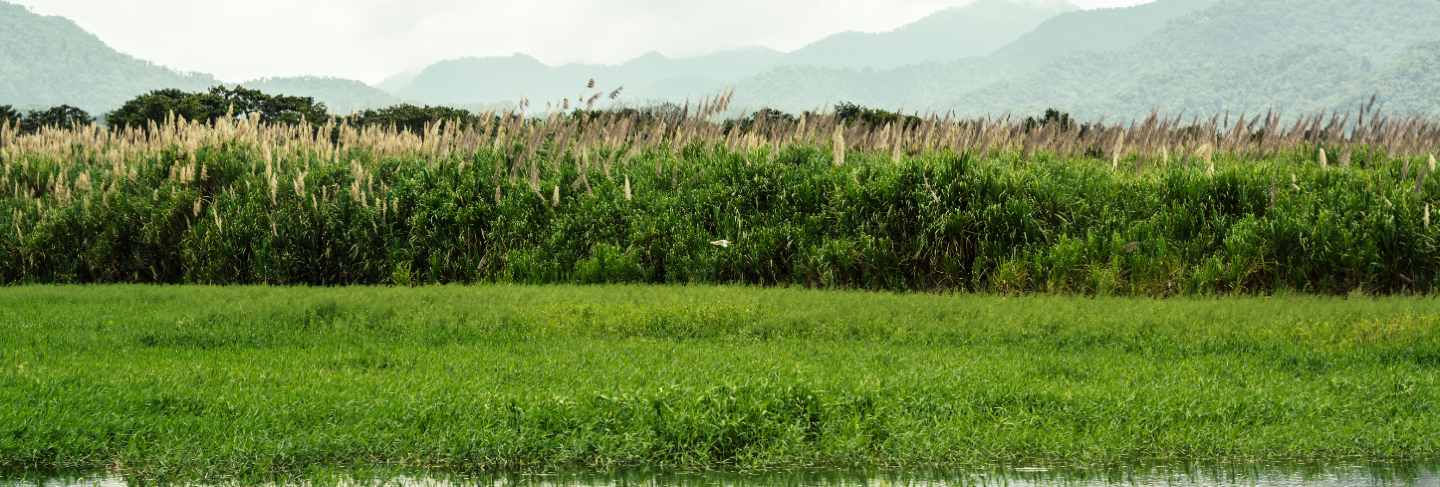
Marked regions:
[0,2,397,115]
[0,1,213,113]
[782,0,1075,70]
[737,0,1440,118]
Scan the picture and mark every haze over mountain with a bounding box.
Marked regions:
[782,0,1074,69]
[737,0,1440,117]
[943,0,1440,117]
[3,0,1439,119]
[393,47,787,107]
[988,0,1220,67]
[384,0,1071,107]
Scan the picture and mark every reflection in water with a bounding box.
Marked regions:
[6,464,1439,486]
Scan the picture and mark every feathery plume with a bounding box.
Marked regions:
[1111,131,1126,171]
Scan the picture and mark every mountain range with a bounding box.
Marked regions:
[385,0,1072,107]
[2,0,1439,118]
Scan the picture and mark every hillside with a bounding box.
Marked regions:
[1371,41,1440,116]
[0,1,213,113]
[732,0,1440,118]
[990,0,1219,67]
[394,48,786,106]
[785,0,1074,69]
[946,0,1440,117]
[736,0,1221,113]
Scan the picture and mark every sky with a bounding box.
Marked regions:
[12,0,1152,84]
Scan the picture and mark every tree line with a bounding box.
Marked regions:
[0,104,94,133]
[4,85,1078,136]
[2,86,489,135]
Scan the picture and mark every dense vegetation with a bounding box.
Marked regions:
[0,106,17,127]
[0,104,93,133]
[2,286,1438,481]
[106,86,330,129]
[1,102,1437,293]
[345,104,488,134]
[13,86,485,135]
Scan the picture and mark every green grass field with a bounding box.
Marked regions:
[2,286,1438,481]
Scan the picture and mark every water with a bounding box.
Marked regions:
[6,464,1438,486]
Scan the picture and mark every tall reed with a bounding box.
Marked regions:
[0,104,1436,293]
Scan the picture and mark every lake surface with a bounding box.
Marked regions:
[6,464,1439,486]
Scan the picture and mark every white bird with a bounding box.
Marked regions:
[710,240,732,248]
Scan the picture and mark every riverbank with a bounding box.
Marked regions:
[2,286,1437,481]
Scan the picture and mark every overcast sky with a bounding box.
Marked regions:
[13,0,1151,84]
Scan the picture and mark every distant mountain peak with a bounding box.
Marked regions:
[970,0,1077,11]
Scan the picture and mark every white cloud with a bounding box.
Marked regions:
[11,0,1153,83]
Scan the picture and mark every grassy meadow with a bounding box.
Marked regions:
[3,103,1440,482]
[2,285,1438,481]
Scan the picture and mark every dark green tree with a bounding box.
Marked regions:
[107,86,330,129]
[0,105,20,128]
[834,102,922,129]
[347,104,478,134]
[723,108,798,134]
[105,89,212,129]
[20,105,92,132]
[1023,108,1075,132]
[208,85,329,125]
